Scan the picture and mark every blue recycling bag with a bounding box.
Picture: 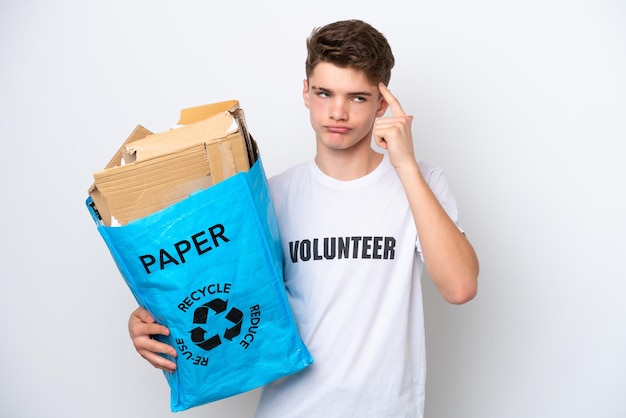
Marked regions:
[86,158,313,412]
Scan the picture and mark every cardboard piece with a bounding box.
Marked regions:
[88,100,256,226]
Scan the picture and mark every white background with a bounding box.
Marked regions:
[1,1,625,417]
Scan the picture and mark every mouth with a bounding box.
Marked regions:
[325,125,351,134]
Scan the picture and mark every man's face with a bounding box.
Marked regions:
[303,62,387,152]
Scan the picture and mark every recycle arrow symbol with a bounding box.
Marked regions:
[223,307,243,341]
[192,298,227,324]
[189,298,243,351]
[190,328,222,351]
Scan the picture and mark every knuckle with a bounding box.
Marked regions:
[132,338,143,351]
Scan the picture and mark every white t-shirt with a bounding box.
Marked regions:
[254,154,459,418]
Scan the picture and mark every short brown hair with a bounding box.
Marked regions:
[305,19,395,86]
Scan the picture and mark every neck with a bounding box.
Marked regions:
[315,145,384,181]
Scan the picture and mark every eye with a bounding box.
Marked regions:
[317,91,330,98]
[353,96,367,103]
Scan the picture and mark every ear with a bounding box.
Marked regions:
[375,95,389,118]
[302,79,310,108]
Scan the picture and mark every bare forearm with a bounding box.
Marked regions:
[396,163,479,304]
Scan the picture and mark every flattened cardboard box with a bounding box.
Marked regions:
[88,99,256,226]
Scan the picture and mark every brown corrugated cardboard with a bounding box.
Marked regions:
[88,100,256,226]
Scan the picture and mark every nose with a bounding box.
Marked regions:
[329,98,348,121]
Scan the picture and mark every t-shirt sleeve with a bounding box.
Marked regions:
[415,161,464,257]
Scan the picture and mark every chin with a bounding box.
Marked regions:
[321,141,356,152]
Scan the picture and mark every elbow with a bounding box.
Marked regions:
[441,268,479,305]
[430,250,480,304]
[444,283,477,305]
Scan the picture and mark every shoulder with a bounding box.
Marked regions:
[417,160,452,192]
[267,161,311,216]
[417,160,444,183]
[268,161,310,190]
[417,160,459,221]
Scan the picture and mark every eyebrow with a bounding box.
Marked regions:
[311,85,374,97]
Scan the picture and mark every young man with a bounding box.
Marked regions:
[129,19,478,417]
